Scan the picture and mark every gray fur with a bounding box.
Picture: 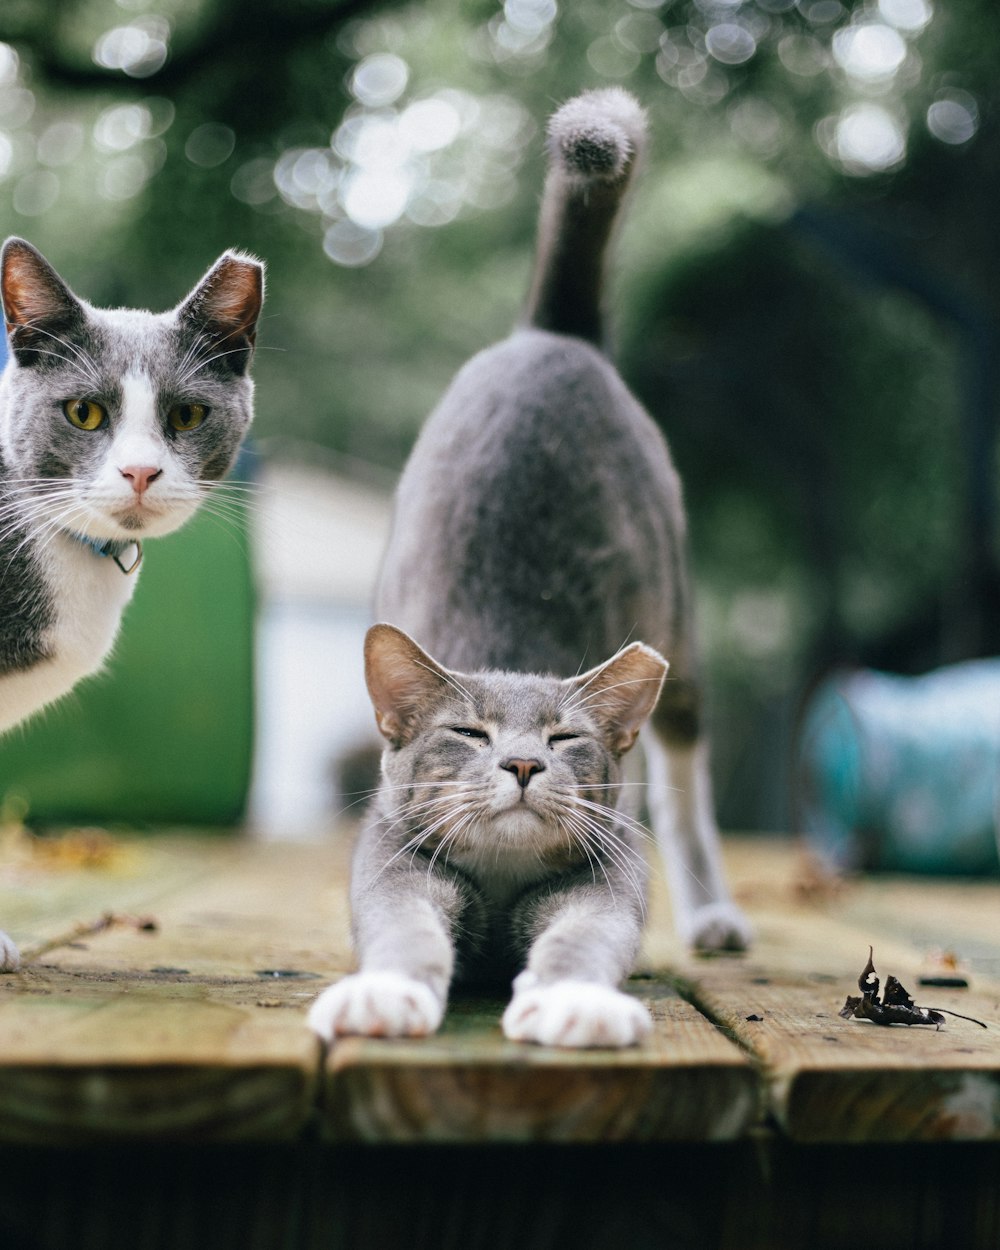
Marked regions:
[310,90,749,1052]
[356,628,664,986]
[0,239,263,685]
[0,238,263,971]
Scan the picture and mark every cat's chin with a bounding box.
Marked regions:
[489,805,550,838]
[95,500,198,540]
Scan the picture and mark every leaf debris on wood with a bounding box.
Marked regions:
[839,947,987,1030]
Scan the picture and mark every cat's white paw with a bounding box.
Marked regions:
[0,930,20,972]
[683,901,753,953]
[307,971,444,1041]
[502,980,652,1049]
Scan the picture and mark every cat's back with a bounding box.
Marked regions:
[378,328,685,674]
[397,327,678,523]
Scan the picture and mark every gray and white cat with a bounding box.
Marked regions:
[0,238,263,970]
[309,88,751,1049]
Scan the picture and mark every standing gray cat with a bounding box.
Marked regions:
[0,238,263,970]
[309,88,751,1049]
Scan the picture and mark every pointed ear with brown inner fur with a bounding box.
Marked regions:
[565,642,668,755]
[365,624,460,747]
[178,250,264,375]
[0,237,85,364]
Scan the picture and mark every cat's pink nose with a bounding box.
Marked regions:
[120,465,163,496]
[501,757,545,789]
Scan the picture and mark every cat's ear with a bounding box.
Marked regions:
[566,643,667,755]
[365,624,455,746]
[178,250,264,375]
[1,238,85,363]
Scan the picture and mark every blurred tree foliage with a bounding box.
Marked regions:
[1,0,997,826]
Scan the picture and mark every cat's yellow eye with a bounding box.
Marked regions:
[63,399,106,431]
[168,402,208,432]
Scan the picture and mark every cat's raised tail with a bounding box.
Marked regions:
[523,88,647,346]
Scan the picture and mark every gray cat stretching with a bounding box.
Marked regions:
[0,239,263,970]
[309,88,751,1049]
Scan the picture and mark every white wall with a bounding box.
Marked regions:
[246,456,393,839]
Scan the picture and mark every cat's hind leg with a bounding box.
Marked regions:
[642,680,753,952]
[0,929,20,972]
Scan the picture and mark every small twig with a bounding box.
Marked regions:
[19,912,158,963]
[923,1007,988,1029]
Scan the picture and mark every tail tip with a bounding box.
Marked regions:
[547,88,647,182]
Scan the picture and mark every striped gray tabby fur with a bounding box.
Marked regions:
[309,89,751,1050]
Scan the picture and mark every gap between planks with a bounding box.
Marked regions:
[646,840,1000,1143]
[1,833,998,1144]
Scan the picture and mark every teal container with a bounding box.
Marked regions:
[0,500,255,828]
[797,661,1000,875]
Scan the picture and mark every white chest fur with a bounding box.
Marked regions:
[0,534,138,733]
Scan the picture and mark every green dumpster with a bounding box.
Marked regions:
[0,498,255,829]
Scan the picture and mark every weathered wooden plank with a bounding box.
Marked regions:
[0,834,212,949]
[0,836,354,1143]
[647,838,1000,1143]
[5,830,997,1149]
[0,978,317,1143]
[685,970,1000,1142]
[321,981,757,1143]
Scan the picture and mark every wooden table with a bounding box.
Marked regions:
[0,829,997,1249]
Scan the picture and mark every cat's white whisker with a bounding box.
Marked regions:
[412,657,476,705]
[12,323,103,387]
[1,236,263,738]
[426,811,478,875]
[569,794,655,844]
[569,675,665,712]
[175,344,252,386]
[561,814,622,907]
[558,805,648,915]
[321,88,748,1049]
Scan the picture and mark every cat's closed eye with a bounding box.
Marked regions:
[450,726,490,742]
[547,733,580,747]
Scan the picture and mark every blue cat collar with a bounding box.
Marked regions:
[67,531,144,576]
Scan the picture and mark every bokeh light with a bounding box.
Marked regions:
[185,123,236,168]
[350,53,409,108]
[92,18,170,78]
[926,92,978,146]
[832,21,907,83]
[824,102,906,173]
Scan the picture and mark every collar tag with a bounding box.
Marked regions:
[66,531,144,576]
[113,542,143,575]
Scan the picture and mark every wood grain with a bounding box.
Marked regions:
[3,830,999,1147]
[645,838,1000,1143]
[321,983,757,1143]
[0,836,352,1142]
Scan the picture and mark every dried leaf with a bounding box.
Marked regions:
[858,946,879,1000]
[840,948,987,1031]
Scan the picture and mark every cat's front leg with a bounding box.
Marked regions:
[0,929,20,972]
[308,970,443,1040]
[308,877,461,1042]
[502,973,651,1048]
[502,885,651,1049]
